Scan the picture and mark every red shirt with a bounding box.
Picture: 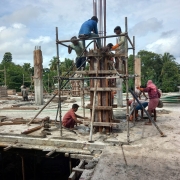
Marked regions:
[62,109,76,126]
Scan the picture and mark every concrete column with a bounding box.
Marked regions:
[116,78,123,107]
[34,47,43,105]
[135,58,141,87]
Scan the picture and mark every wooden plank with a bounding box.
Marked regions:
[83,121,119,128]
[90,87,121,91]
[70,154,93,160]
[77,160,85,168]
[75,70,118,75]
[68,171,76,180]
[3,107,39,110]
[85,105,112,110]
[72,168,84,173]
[21,125,42,134]
[0,122,26,126]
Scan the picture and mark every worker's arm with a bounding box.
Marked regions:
[118,36,125,47]
[75,113,88,119]
[143,92,148,100]
[68,45,72,54]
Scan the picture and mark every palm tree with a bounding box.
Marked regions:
[162,52,175,63]
[160,52,175,77]
[49,57,58,71]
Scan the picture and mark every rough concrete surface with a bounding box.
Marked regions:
[90,104,180,180]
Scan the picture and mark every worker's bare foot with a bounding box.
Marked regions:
[145,122,152,125]
[129,115,133,121]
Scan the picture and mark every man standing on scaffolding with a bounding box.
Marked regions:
[78,16,101,49]
[68,36,86,70]
[112,26,128,107]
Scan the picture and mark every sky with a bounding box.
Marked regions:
[0,0,180,68]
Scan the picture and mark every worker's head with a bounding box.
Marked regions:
[107,43,113,49]
[91,16,98,23]
[72,104,79,112]
[71,36,78,45]
[114,26,121,35]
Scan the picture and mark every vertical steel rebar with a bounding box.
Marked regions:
[56,27,62,136]
[103,0,106,46]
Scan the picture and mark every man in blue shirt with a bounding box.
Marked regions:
[78,16,101,48]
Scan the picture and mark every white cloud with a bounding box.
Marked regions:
[30,36,52,44]
[12,23,26,29]
[146,35,180,64]
[0,0,180,67]
[0,26,6,32]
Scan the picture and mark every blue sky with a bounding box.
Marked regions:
[0,0,180,68]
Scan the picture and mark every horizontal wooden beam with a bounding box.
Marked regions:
[3,107,39,110]
[89,87,121,91]
[85,105,112,110]
[72,168,84,173]
[70,154,93,160]
[75,70,119,75]
[83,121,119,128]
[21,125,42,134]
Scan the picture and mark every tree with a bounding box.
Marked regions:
[135,50,180,92]
[137,50,162,87]
[49,57,58,71]
[2,52,12,64]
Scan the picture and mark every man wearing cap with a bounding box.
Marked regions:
[68,36,86,70]
[78,16,101,48]
[62,104,88,129]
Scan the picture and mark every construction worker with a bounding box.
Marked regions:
[22,86,28,101]
[78,16,101,49]
[68,36,86,70]
[137,80,161,125]
[112,26,127,53]
[62,104,88,129]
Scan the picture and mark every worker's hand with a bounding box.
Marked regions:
[111,44,119,50]
[136,86,140,90]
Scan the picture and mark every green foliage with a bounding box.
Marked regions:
[49,56,58,71]
[1,50,179,93]
[2,52,12,64]
[135,50,180,92]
